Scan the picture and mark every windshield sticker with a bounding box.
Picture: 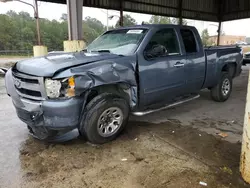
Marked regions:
[127,30,143,34]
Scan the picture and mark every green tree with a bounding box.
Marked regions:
[60,13,67,21]
[0,11,106,52]
[149,15,171,24]
[83,23,100,44]
[40,18,68,51]
[83,17,105,44]
[115,14,137,27]
[5,11,36,51]
[84,17,105,34]
[171,18,188,25]
[6,10,18,17]
[149,15,187,25]
[201,29,212,46]
[0,14,15,50]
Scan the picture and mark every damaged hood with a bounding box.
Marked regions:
[15,52,121,77]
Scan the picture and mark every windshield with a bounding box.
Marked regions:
[87,29,148,56]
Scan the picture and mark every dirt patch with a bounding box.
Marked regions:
[136,120,247,187]
[19,120,250,188]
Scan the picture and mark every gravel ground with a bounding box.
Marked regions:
[0,67,250,188]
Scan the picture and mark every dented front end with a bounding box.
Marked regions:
[5,69,84,141]
[5,52,138,141]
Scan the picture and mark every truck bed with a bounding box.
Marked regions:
[203,45,242,89]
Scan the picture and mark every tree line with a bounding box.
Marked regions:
[0,11,212,53]
[0,11,141,52]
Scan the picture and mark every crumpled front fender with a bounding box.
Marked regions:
[53,55,139,108]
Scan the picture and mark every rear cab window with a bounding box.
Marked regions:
[180,29,198,54]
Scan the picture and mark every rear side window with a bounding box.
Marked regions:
[180,29,197,53]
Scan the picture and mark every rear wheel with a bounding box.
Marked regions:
[210,72,232,102]
[79,93,129,144]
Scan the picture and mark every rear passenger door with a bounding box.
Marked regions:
[138,28,186,107]
[180,28,206,93]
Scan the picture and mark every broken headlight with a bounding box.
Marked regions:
[45,77,75,98]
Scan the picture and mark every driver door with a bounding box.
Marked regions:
[139,28,186,107]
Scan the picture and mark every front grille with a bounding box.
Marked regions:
[12,69,46,101]
[17,88,42,97]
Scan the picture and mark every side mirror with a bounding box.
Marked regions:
[145,44,167,58]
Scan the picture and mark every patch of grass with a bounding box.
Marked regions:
[0,55,31,58]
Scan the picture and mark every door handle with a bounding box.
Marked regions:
[174,62,184,67]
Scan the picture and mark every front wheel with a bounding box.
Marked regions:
[79,93,129,144]
[210,72,232,102]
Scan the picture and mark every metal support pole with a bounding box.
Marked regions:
[106,10,109,31]
[179,18,183,25]
[67,0,83,40]
[34,0,41,45]
[240,71,250,183]
[217,21,221,45]
[217,0,222,46]
[119,0,123,27]
[64,0,85,52]
[178,0,183,25]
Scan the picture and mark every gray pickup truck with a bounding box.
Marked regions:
[5,24,243,144]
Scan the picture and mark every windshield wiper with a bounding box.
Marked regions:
[82,49,110,53]
[91,49,111,53]
[93,50,125,56]
[83,49,123,55]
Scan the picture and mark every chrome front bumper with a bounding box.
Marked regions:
[5,68,84,141]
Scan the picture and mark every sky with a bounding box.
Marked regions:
[0,0,250,37]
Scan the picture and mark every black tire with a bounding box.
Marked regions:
[79,93,129,144]
[210,72,232,102]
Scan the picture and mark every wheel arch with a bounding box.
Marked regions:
[221,62,237,78]
[83,82,137,110]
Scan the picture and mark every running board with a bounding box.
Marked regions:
[132,94,200,116]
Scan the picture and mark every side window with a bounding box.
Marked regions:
[180,29,198,53]
[144,29,180,59]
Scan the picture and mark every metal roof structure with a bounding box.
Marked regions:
[42,0,250,22]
